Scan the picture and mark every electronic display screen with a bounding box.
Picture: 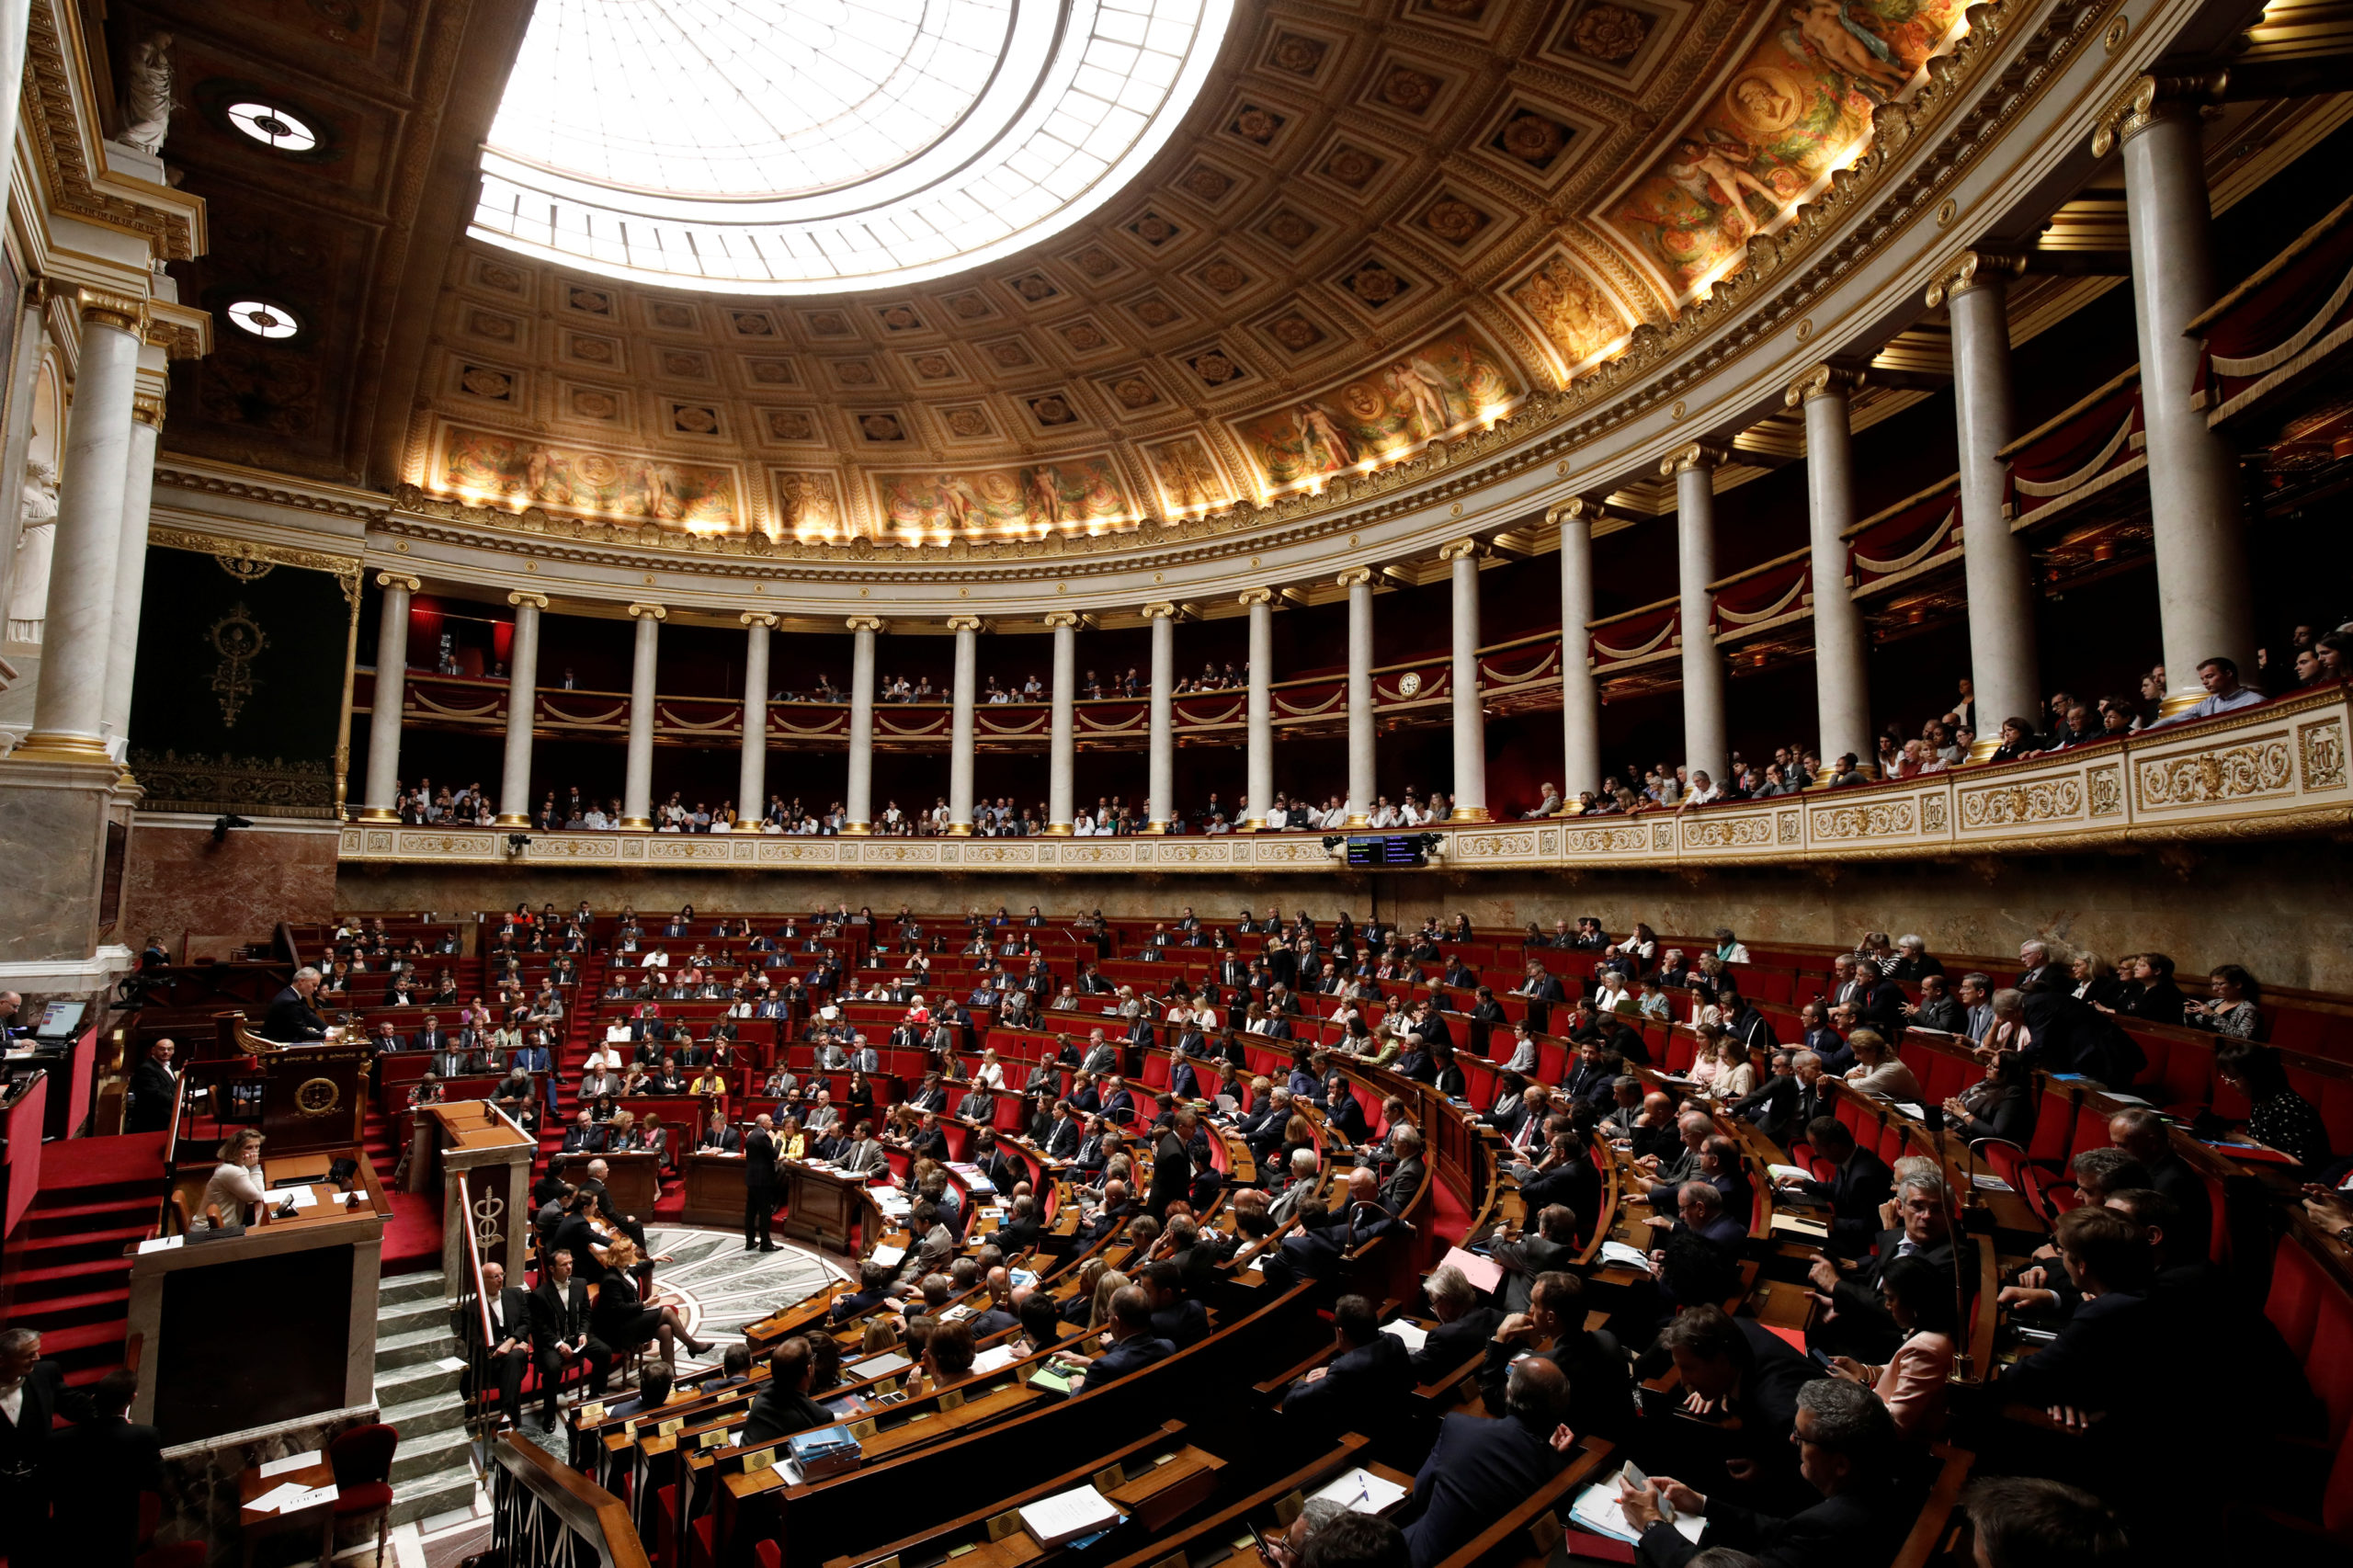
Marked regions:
[1345,835,1427,869]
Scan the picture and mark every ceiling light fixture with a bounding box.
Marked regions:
[226,101,320,152]
[226,300,300,340]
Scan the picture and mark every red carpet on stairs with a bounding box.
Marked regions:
[6,1133,169,1383]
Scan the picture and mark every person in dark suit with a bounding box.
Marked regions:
[1490,1203,1582,1314]
[1518,1132,1604,1230]
[476,1261,534,1428]
[1377,1125,1427,1215]
[1146,1111,1195,1218]
[1476,1270,1630,1444]
[1404,1357,1578,1567]
[2108,1107,2212,1261]
[1281,1294,1413,1437]
[262,968,329,1042]
[1778,1118,1891,1257]
[826,1261,898,1324]
[2,1328,92,1562]
[528,1249,611,1424]
[37,1367,157,1567]
[744,1115,779,1252]
[1806,1170,1975,1363]
[996,1194,1044,1255]
[1063,1286,1175,1393]
[124,1038,180,1134]
[1413,1263,1505,1381]
[1642,1305,1820,1512]
[1622,1379,1910,1568]
[1324,1075,1370,1143]
[699,1110,744,1153]
[1142,1261,1211,1348]
[741,1338,834,1446]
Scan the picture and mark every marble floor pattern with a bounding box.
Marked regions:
[354,1229,846,1562]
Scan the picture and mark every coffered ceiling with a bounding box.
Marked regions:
[141,0,1982,540]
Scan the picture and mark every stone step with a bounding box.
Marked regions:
[374,1358,463,1408]
[387,1465,479,1529]
[390,1422,473,1485]
[377,1324,462,1372]
[380,1270,447,1307]
[379,1295,450,1337]
[381,1390,472,1441]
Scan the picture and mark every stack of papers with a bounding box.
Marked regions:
[258,1450,321,1478]
[971,1344,1021,1376]
[265,1186,319,1210]
[1438,1245,1503,1295]
[247,1480,338,1515]
[870,1244,907,1267]
[1768,1164,1813,1186]
[1383,1321,1431,1353]
[1568,1469,1703,1546]
[1019,1484,1124,1546]
[1311,1467,1409,1515]
[1598,1240,1655,1273]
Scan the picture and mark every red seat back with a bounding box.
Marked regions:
[328,1422,400,1488]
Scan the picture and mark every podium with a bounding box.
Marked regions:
[779,1161,872,1254]
[558,1150,661,1218]
[423,1101,537,1281]
[682,1151,747,1227]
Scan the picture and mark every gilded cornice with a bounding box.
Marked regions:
[149,525,363,604]
[154,465,394,525]
[359,0,2120,596]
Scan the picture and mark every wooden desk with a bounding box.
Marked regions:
[237,1457,337,1568]
[682,1150,748,1226]
[559,1150,662,1217]
[779,1160,876,1254]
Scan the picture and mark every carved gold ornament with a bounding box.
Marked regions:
[208,604,267,728]
[295,1076,341,1117]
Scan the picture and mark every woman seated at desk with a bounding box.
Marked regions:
[201,1130,270,1229]
[606,1109,646,1153]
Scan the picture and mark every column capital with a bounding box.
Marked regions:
[626,602,666,620]
[1545,498,1610,528]
[1924,248,2028,308]
[739,610,779,628]
[1141,600,1179,620]
[1236,588,1274,607]
[945,614,986,633]
[75,287,146,335]
[1335,567,1374,588]
[374,571,421,593]
[131,392,166,428]
[2091,71,2227,157]
[507,590,549,609]
[1660,443,1731,477]
[1436,537,1482,562]
[1784,364,1866,408]
[1041,610,1085,629]
[845,614,887,633]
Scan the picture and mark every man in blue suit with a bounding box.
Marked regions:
[1066,1285,1174,1393]
[1280,1293,1412,1437]
[1403,1357,1576,1566]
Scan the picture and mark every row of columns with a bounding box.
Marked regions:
[359,566,1502,831]
[1542,76,2249,792]
[17,290,168,768]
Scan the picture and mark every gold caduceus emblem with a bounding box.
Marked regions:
[295,1076,340,1117]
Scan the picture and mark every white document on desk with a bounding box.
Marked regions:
[1311,1466,1409,1515]
[1019,1483,1123,1545]
[259,1450,322,1479]
[971,1344,1020,1376]
[282,1483,340,1512]
[1597,1241,1656,1274]
[870,1244,906,1267]
[1569,1470,1704,1545]
[265,1186,319,1210]
[1382,1321,1430,1353]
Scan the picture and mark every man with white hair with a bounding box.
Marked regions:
[2017,941,2056,990]
[1268,1147,1322,1224]
[264,966,330,1042]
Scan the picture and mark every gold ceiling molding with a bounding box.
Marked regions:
[366,0,2125,591]
[20,0,204,263]
[153,465,394,525]
[148,524,361,602]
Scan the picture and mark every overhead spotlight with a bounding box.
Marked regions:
[210,814,252,844]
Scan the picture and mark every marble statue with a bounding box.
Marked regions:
[119,33,175,155]
[6,460,59,644]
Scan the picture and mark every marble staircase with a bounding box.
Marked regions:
[373,1267,481,1526]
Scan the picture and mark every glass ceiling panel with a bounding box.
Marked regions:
[473,0,1231,294]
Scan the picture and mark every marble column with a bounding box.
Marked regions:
[1143,601,1176,832]
[98,392,165,761]
[358,573,417,820]
[1241,589,1275,829]
[18,290,144,763]
[1929,251,2039,755]
[495,591,545,825]
[1339,568,1374,826]
[946,614,982,835]
[2102,78,2254,710]
[843,615,882,834]
[1666,445,1729,788]
[0,280,51,627]
[1440,540,1489,821]
[738,613,775,826]
[1551,501,1600,801]
[1044,611,1079,834]
[620,603,663,830]
[1790,367,1873,774]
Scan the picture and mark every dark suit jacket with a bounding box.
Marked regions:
[1490,1231,1577,1314]
[0,1360,88,1471]
[1638,1485,1905,1568]
[1479,1325,1630,1443]
[741,1384,834,1446]
[1519,1156,1602,1234]
[1282,1331,1412,1433]
[40,1414,162,1554]
[1150,1299,1211,1348]
[484,1284,531,1349]
[1075,1333,1174,1393]
[125,1060,178,1132]
[529,1278,594,1348]
[1380,1157,1427,1215]
[263,985,327,1042]
[1404,1412,1570,1568]
[1797,1149,1893,1255]
[1411,1307,1504,1380]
